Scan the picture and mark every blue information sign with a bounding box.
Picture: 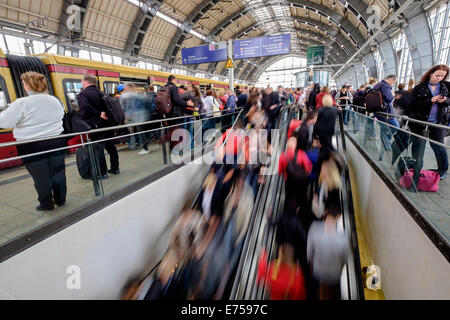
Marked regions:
[233,37,261,60]
[233,34,290,59]
[181,42,227,65]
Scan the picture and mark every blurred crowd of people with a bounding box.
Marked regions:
[122,81,354,300]
[126,112,274,300]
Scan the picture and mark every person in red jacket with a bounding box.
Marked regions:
[315,86,336,109]
[287,119,302,139]
[278,137,312,179]
[257,245,307,300]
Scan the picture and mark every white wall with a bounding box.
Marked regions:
[0,160,209,299]
[346,138,450,299]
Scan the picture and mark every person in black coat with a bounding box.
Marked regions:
[313,94,341,148]
[296,110,318,152]
[308,83,321,111]
[165,75,194,119]
[405,65,449,180]
[78,75,119,176]
[390,81,415,165]
[262,87,280,142]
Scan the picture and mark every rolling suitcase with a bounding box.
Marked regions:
[75,136,100,179]
[76,147,92,179]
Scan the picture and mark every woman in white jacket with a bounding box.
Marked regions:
[0,71,66,211]
[201,90,219,131]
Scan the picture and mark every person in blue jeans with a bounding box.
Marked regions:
[372,75,400,161]
[408,65,449,180]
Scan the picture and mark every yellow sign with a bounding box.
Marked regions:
[225,58,234,68]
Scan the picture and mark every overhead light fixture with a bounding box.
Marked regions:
[173,8,176,14]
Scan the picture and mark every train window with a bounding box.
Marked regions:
[103,81,118,95]
[0,76,10,112]
[62,79,83,111]
[129,82,148,94]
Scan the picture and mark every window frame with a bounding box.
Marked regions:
[103,81,119,95]
[0,75,11,111]
[62,78,83,110]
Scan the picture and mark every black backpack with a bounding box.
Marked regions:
[103,95,125,125]
[365,89,385,113]
[62,109,91,134]
[57,97,90,135]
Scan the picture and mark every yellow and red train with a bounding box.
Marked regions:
[0,49,245,169]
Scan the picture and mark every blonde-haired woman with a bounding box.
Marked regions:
[0,71,67,211]
[313,94,341,147]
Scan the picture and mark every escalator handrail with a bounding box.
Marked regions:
[229,106,292,299]
[337,111,365,300]
[253,107,292,299]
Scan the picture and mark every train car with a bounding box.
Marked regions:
[0,50,21,170]
[0,49,240,169]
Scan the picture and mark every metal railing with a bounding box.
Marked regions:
[344,104,450,132]
[342,104,450,150]
[0,109,244,164]
[0,108,243,148]
[336,111,364,300]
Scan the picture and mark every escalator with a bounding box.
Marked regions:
[229,110,364,300]
[129,105,294,300]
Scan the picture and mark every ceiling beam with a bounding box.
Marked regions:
[206,0,368,46]
[333,0,417,79]
[163,0,222,64]
[123,0,163,59]
[209,17,350,76]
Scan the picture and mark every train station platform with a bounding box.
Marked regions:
[0,107,447,300]
[0,0,449,303]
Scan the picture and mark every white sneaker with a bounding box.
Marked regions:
[138,149,150,155]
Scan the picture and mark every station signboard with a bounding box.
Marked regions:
[181,42,227,65]
[307,46,325,65]
[233,33,290,60]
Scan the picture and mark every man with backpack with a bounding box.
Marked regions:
[363,78,378,142]
[367,75,400,160]
[164,75,194,120]
[78,75,120,177]
[160,75,195,149]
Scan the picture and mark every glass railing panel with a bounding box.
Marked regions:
[76,111,239,198]
[346,110,450,244]
[0,110,243,252]
[0,141,100,245]
[92,125,169,196]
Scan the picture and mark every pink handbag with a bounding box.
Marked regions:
[399,169,440,192]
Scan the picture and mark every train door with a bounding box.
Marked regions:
[62,78,83,111]
[0,74,19,169]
